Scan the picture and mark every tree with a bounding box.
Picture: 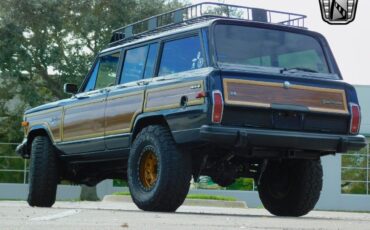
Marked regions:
[0,0,185,189]
[0,0,184,100]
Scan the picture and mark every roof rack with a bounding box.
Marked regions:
[109,2,306,47]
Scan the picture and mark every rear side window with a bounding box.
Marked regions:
[158,35,204,76]
[120,46,148,84]
[95,52,120,89]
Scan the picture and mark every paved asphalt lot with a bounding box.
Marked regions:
[1,201,370,230]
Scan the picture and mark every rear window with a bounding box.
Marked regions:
[158,36,204,76]
[214,25,330,73]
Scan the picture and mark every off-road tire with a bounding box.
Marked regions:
[258,159,323,217]
[27,136,59,207]
[128,125,192,212]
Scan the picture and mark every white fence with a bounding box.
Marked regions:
[341,144,370,195]
[0,156,28,184]
[0,143,29,184]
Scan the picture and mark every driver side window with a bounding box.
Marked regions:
[83,52,121,92]
[84,61,100,92]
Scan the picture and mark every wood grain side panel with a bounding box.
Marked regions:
[26,109,62,142]
[105,93,144,135]
[224,79,348,114]
[63,100,106,141]
[145,81,204,112]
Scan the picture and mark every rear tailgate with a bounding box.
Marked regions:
[221,73,354,134]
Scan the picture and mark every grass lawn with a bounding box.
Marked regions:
[112,191,237,201]
[113,191,131,196]
[186,194,236,201]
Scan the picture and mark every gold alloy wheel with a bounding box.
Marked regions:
[139,150,158,189]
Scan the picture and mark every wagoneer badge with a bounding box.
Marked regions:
[321,99,343,106]
[190,84,201,89]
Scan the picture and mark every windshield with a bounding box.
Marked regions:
[214,24,330,74]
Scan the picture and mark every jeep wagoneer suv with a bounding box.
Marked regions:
[17,3,367,216]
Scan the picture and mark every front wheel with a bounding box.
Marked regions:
[127,125,192,212]
[27,136,59,207]
[258,159,323,217]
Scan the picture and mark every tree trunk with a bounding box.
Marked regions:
[80,185,99,201]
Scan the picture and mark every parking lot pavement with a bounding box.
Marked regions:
[1,201,370,230]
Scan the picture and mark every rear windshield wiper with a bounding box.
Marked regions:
[280,67,318,74]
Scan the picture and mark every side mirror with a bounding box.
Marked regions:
[63,83,78,95]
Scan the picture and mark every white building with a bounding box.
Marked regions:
[356,85,370,135]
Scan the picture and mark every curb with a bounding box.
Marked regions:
[102,195,247,209]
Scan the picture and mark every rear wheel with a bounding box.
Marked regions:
[128,125,192,212]
[258,159,323,217]
[27,136,59,207]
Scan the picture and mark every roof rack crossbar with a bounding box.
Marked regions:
[109,2,307,46]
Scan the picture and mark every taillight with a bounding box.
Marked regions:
[350,103,361,134]
[212,90,224,123]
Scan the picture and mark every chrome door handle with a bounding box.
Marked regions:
[75,95,90,100]
[99,89,110,93]
[116,85,127,89]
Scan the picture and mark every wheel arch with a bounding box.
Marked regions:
[26,125,54,153]
[131,114,170,143]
